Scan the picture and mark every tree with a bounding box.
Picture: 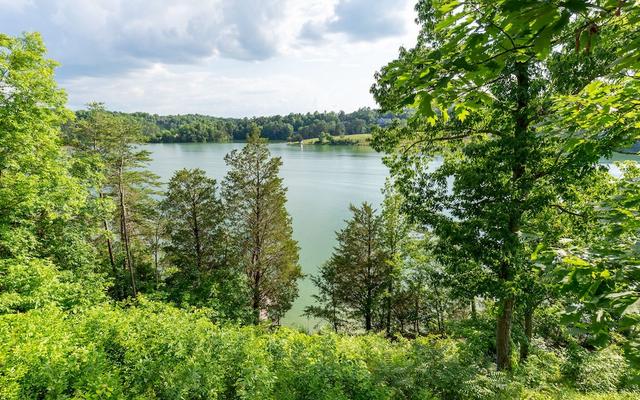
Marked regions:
[371,0,638,370]
[304,261,347,332]
[379,183,412,336]
[162,169,226,282]
[308,203,387,332]
[0,32,79,259]
[0,33,108,317]
[161,168,248,320]
[222,131,301,324]
[67,103,160,298]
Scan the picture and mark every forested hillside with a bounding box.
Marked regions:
[71,108,407,143]
[1,0,639,399]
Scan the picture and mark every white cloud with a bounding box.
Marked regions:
[2,0,418,115]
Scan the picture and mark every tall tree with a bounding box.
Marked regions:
[0,33,108,313]
[162,169,226,281]
[161,168,248,320]
[379,183,412,336]
[371,0,638,370]
[67,103,159,298]
[0,32,80,259]
[222,131,301,324]
[304,261,347,332]
[308,203,387,332]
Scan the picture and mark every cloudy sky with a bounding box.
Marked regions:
[1,0,418,117]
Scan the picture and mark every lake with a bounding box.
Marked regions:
[145,142,388,329]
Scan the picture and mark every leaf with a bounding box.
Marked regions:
[457,108,470,122]
[417,93,435,118]
[562,256,590,267]
[622,298,640,316]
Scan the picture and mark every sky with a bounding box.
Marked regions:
[1,0,419,117]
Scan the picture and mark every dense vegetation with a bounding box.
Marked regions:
[70,108,406,143]
[1,0,639,398]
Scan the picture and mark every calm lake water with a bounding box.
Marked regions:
[145,142,388,328]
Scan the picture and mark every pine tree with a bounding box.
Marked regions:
[222,129,301,324]
[304,261,346,332]
[67,103,159,298]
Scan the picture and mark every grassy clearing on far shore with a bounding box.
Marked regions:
[298,133,372,146]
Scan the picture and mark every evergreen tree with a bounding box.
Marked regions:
[309,203,387,332]
[161,168,249,321]
[222,130,301,324]
[67,103,160,298]
[379,184,412,336]
[304,261,347,332]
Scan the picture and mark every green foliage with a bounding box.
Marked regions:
[2,17,640,400]
[308,194,464,336]
[223,134,302,323]
[0,32,81,259]
[0,301,611,400]
[371,0,640,370]
[161,168,250,322]
[306,133,373,146]
[66,103,161,298]
[77,108,405,143]
[569,346,633,393]
[312,202,387,331]
[0,258,108,314]
[551,163,640,364]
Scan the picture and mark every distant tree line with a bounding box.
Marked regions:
[69,107,409,143]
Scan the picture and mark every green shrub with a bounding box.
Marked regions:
[1,301,637,399]
[514,341,565,392]
[0,258,108,314]
[573,346,630,392]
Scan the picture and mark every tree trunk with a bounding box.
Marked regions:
[99,191,116,271]
[471,297,477,320]
[496,297,514,370]
[251,161,262,325]
[434,286,444,333]
[118,162,136,297]
[520,307,534,362]
[252,271,261,324]
[191,198,202,276]
[365,288,373,332]
[414,296,420,336]
[365,218,373,332]
[153,226,160,289]
[99,190,120,297]
[496,61,530,371]
[385,278,392,336]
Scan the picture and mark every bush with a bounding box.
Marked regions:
[0,258,108,314]
[514,340,565,392]
[573,346,631,393]
[1,301,638,399]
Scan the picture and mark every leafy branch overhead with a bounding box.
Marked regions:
[373,0,639,124]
